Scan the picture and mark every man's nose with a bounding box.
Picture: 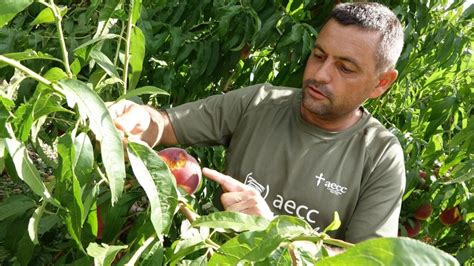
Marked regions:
[313,60,332,84]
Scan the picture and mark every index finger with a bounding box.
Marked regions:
[202,168,247,192]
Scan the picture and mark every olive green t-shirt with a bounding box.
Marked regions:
[166,84,406,243]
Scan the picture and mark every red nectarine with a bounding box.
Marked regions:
[158,148,202,194]
[439,206,462,226]
[414,203,433,220]
[403,219,421,238]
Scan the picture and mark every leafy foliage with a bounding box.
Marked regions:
[0,0,472,265]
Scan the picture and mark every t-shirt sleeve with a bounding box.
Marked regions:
[344,138,406,243]
[165,84,266,146]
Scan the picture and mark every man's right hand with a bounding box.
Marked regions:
[108,100,167,147]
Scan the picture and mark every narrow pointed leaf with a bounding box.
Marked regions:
[55,132,85,251]
[323,212,341,233]
[0,49,62,68]
[28,200,46,245]
[129,26,145,91]
[57,79,125,205]
[73,34,120,52]
[116,86,169,101]
[73,132,94,185]
[127,141,179,236]
[192,211,270,232]
[3,138,53,200]
[89,50,121,79]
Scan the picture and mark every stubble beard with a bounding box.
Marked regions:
[301,79,334,117]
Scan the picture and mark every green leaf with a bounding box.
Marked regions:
[140,240,164,266]
[266,215,313,238]
[0,195,36,221]
[73,34,120,52]
[0,49,62,68]
[131,0,142,24]
[116,85,169,101]
[86,242,128,266]
[0,0,33,28]
[73,132,94,185]
[27,200,46,245]
[209,230,285,265]
[30,6,68,25]
[57,79,125,205]
[322,212,341,233]
[0,96,14,138]
[192,211,270,232]
[168,241,208,265]
[128,26,145,91]
[316,237,459,265]
[3,138,54,200]
[55,132,85,251]
[127,141,179,235]
[89,49,121,79]
[13,89,69,142]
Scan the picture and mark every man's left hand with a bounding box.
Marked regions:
[203,168,274,220]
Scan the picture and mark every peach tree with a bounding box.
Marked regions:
[0,0,471,265]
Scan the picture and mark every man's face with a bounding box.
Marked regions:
[302,19,382,122]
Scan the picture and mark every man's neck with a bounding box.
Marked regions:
[300,106,364,132]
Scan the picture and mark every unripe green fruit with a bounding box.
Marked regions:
[158,148,202,195]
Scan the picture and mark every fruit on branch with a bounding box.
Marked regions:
[418,170,427,180]
[414,203,433,221]
[439,206,462,226]
[403,219,421,238]
[157,147,202,194]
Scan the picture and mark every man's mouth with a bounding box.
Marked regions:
[306,84,328,100]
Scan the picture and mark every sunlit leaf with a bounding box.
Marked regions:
[30,6,68,25]
[316,237,459,265]
[86,242,128,266]
[27,200,46,245]
[57,79,125,205]
[322,212,341,233]
[3,138,53,201]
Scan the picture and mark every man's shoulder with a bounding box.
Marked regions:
[236,83,300,109]
[361,114,404,159]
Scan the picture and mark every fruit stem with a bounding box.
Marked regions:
[178,201,200,223]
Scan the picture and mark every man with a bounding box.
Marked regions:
[109,2,406,243]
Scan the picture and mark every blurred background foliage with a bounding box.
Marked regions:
[0,0,472,264]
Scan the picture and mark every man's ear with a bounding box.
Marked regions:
[369,69,398,98]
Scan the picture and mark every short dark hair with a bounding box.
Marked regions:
[330,2,404,71]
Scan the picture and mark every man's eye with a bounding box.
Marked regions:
[339,65,354,73]
[313,53,324,60]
